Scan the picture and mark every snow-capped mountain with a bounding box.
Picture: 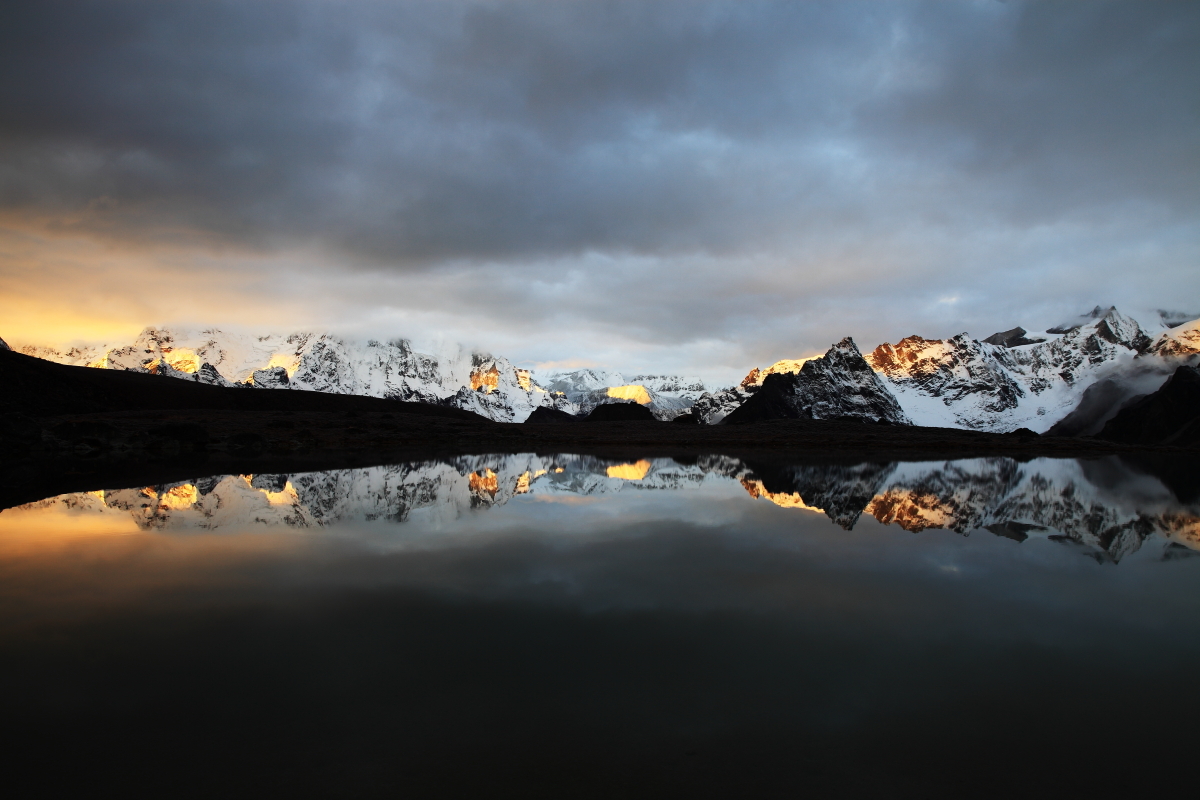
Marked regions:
[12,305,1200,432]
[23,454,1199,563]
[695,306,1200,432]
[20,454,724,533]
[723,337,911,425]
[866,306,1198,433]
[1152,316,1200,357]
[732,455,1200,562]
[537,368,708,420]
[20,327,577,423]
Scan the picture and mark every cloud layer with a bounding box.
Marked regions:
[1,1,1197,382]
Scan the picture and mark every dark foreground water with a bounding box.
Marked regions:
[2,454,1198,798]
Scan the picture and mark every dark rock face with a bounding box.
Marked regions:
[0,336,10,351]
[584,402,658,422]
[1097,366,1200,446]
[1045,376,1160,438]
[670,412,700,424]
[724,338,910,425]
[251,366,290,388]
[196,363,237,387]
[983,327,1044,348]
[250,473,289,493]
[744,461,896,529]
[691,385,754,424]
[524,406,578,424]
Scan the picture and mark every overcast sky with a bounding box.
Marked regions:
[1,0,1197,383]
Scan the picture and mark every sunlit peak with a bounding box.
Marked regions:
[606,460,652,481]
[263,481,299,506]
[469,469,500,497]
[162,347,200,374]
[606,385,652,404]
[266,353,301,378]
[470,366,501,394]
[157,484,199,511]
[740,478,824,513]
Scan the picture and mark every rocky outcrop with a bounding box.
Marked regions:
[724,338,911,425]
[250,366,290,388]
[524,406,578,424]
[584,401,658,422]
[691,384,754,424]
[982,327,1045,348]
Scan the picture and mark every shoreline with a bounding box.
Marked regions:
[3,407,1194,512]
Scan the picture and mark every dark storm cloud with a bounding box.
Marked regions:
[1,1,1197,371]
[5,1,1192,262]
[1,0,882,260]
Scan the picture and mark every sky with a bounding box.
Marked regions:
[1,0,1197,385]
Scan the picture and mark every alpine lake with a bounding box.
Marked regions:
[2,452,1198,798]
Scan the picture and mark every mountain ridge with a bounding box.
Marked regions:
[8,306,1199,434]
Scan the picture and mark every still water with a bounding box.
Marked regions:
[2,454,1198,798]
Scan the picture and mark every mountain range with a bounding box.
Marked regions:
[21,453,1199,564]
[8,305,1200,433]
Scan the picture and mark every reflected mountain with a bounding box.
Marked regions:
[18,453,1199,563]
[739,456,1200,562]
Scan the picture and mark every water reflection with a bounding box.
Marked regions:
[11,453,1199,563]
[3,453,1199,797]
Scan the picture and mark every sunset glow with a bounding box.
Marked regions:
[740,478,824,513]
[606,385,653,405]
[606,460,653,481]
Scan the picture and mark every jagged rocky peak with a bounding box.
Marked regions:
[250,366,290,388]
[740,357,818,388]
[867,333,1025,418]
[1041,305,1150,351]
[691,355,820,425]
[867,334,944,378]
[724,337,912,425]
[862,307,1172,433]
[982,327,1045,348]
